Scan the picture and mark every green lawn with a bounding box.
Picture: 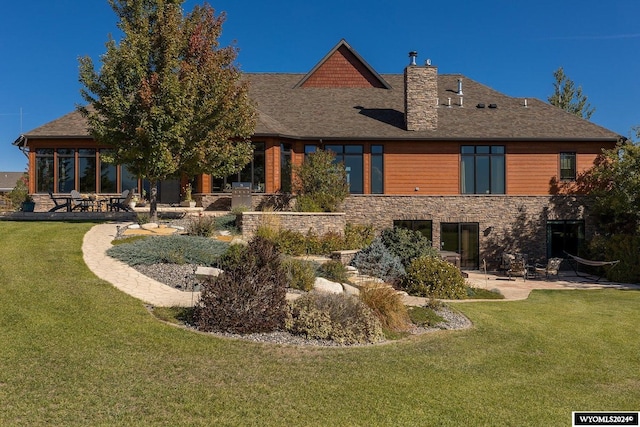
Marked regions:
[1,221,638,426]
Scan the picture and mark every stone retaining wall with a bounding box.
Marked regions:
[239,211,345,239]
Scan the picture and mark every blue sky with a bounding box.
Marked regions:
[1,0,638,171]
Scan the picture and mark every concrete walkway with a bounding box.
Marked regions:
[83,223,201,307]
[82,223,640,307]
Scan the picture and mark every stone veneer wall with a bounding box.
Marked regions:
[199,193,595,269]
[239,211,346,239]
[342,194,596,268]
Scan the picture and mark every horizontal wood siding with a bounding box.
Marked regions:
[385,142,460,195]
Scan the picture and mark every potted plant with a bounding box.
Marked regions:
[21,194,35,212]
[180,183,196,208]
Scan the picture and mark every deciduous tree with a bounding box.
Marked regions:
[587,127,640,234]
[548,67,595,120]
[78,0,256,218]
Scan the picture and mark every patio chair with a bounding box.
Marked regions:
[107,189,133,212]
[507,258,527,281]
[70,190,90,212]
[48,192,71,212]
[534,257,563,280]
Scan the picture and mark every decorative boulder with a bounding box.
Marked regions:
[313,277,344,294]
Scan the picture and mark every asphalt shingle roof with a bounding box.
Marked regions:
[20,73,621,143]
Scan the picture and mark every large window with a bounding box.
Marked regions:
[280,143,292,193]
[211,142,265,192]
[461,146,505,194]
[371,145,383,194]
[35,149,54,193]
[99,150,117,193]
[326,145,364,194]
[560,152,576,181]
[78,149,96,192]
[57,149,75,193]
[35,148,137,194]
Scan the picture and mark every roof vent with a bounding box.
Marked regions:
[524,98,528,108]
[477,103,485,108]
[457,78,463,96]
[408,51,418,66]
[489,103,497,109]
[425,58,432,66]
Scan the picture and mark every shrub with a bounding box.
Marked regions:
[216,243,247,270]
[282,257,316,292]
[186,215,218,237]
[350,238,405,285]
[359,283,411,332]
[343,223,375,250]
[293,149,349,212]
[400,256,467,299]
[380,227,438,268]
[588,234,640,283]
[106,234,228,266]
[194,237,288,334]
[316,260,350,284]
[286,292,384,344]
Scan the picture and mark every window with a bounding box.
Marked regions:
[78,149,96,192]
[212,142,266,192]
[280,143,292,193]
[99,150,117,193]
[326,145,364,194]
[560,152,576,181]
[57,149,75,193]
[393,220,432,241]
[371,145,383,194]
[461,146,505,194]
[35,149,54,193]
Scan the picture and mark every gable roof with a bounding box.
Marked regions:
[294,39,391,89]
[17,40,622,144]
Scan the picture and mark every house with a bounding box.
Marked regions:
[0,172,23,195]
[13,40,622,268]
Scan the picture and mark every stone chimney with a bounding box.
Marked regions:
[404,52,438,131]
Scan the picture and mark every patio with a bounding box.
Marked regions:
[458,269,640,301]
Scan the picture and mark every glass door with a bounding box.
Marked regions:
[440,222,479,269]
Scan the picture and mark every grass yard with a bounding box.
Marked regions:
[0,221,638,426]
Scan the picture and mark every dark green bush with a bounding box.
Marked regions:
[588,234,640,283]
[286,292,384,344]
[380,227,438,268]
[400,256,467,299]
[316,260,350,284]
[106,234,228,266]
[282,257,316,292]
[350,238,405,285]
[257,226,356,256]
[216,243,247,270]
[194,237,288,334]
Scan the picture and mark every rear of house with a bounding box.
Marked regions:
[13,39,621,268]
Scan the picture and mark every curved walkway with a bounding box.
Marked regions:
[83,223,200,307]
[83,224,640,307]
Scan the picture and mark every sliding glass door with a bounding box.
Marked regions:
[440,223,479,269]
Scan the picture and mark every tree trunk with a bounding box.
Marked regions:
[149,180,158,222]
